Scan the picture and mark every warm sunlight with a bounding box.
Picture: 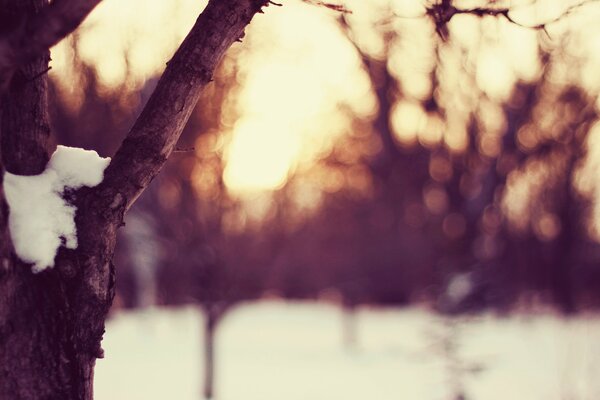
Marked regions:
[223,1,373,194]
[52,0,201,90]
[49,0,600,197]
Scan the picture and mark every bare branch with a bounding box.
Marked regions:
[173,146,196,153]
[302,0,352,14]
[426,0,599,39]
[0,0,102,91]
[99,0,270,211]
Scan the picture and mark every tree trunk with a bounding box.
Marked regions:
[551,156,577,315]
[203,306,218,400]
[0,1,104,398]
[0,0,269,398]
[0,257,114,400]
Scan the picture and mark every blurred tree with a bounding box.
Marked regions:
[288,0,600,316]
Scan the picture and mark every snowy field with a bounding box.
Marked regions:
[95,301,600,400]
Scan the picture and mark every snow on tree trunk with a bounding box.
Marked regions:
[4,146,110,272]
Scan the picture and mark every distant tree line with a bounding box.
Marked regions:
[47,3,600,319]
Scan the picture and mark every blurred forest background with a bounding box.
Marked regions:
[45,0,600,397]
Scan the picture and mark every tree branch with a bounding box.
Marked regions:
[0,0,102,91]
[99,0,270,212]
[301,0,352,13]
[0,0,57,175]
[426,0,599,39]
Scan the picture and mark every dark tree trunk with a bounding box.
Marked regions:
[0,1,101,398]
[551,156,578,315]
[203,306,219,400]
[0,0,269,398]
[0,258,113,400]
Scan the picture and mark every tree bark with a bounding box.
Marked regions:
[0,0,269,398]
[0,0,103,91]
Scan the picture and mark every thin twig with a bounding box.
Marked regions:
[301,0,352,14]
[28,66,52,82]
[173,147,196,153]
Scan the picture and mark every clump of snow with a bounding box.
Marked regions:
[3,145,110,273]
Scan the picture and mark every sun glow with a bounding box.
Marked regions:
[222,1,374,195]
[52,0,202,90]
[49,0,600,198]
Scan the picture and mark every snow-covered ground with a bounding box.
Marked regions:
[95,301,600,400]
